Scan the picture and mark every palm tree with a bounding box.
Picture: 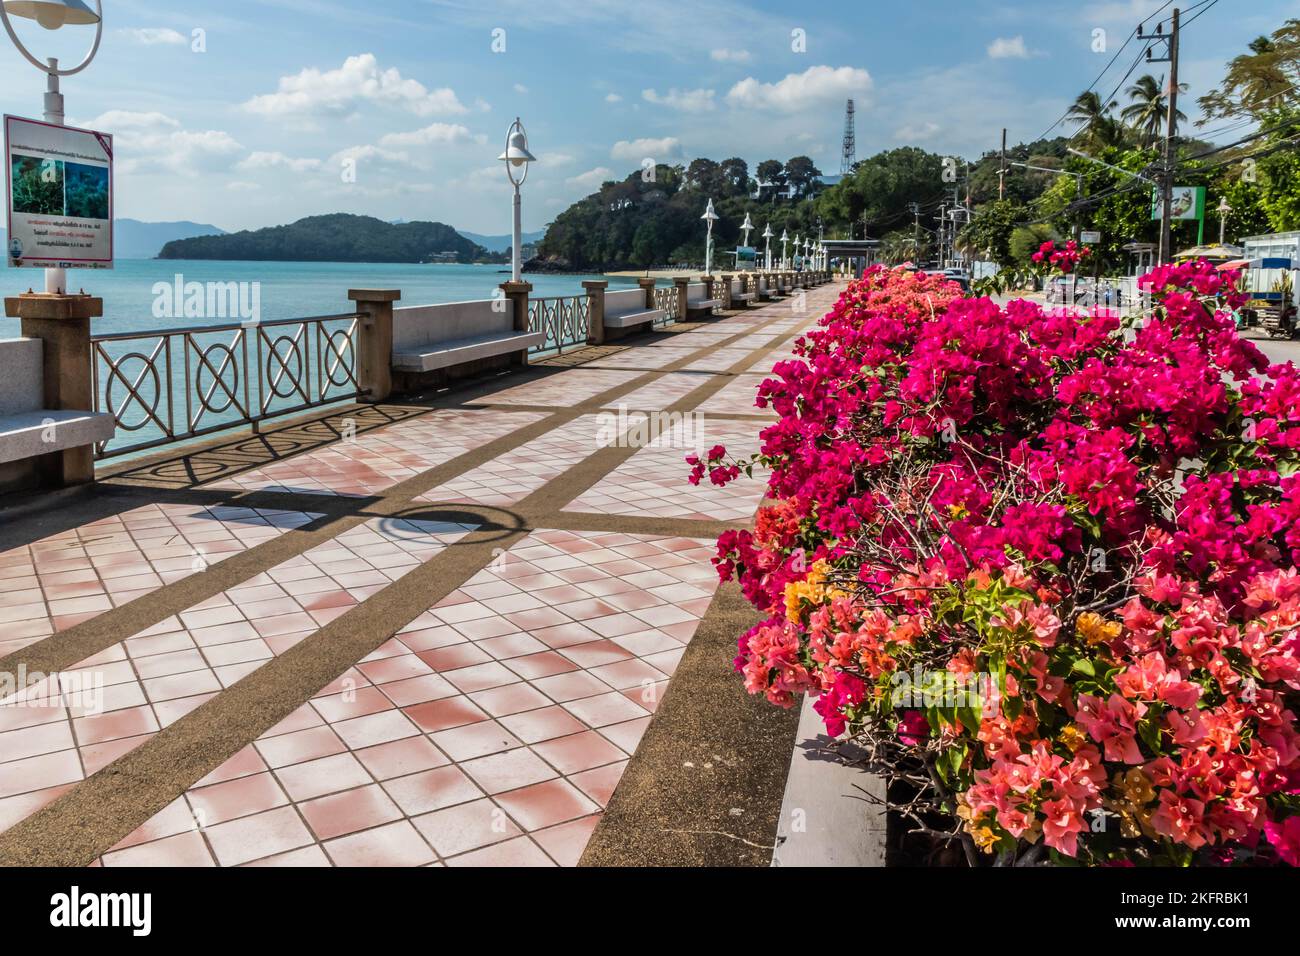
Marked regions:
[1066,91,1122,150]
[1121,75,1188,145]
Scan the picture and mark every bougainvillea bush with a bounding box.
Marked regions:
[694,263,1300,866]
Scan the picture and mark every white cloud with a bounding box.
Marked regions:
[641,87,716,112]
[710,48,752,63]
[243,54,468,119]
[894,121,941,141]
[378,123,484,147]
[513,83,529,94]
[118,27,187,45]
[605,93,623,103]
[725,65,872,113]
[82,111,242,174]
[987,36,1030,59]
[329,143,422,170]
[567,166,614,189]
[611,136,683,161]
[237,151,322,173]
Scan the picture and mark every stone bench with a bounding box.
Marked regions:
[731,282,756,304]
[391,298,542,387]
[683,282,721,319]
[0,337,114,494]
[602,288,664,331]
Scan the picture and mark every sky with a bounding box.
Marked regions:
[0,0,1293,235]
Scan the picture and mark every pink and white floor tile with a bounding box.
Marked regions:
[97,528,719,867]
[206,409,546,497]
[473,368,643,408]
[562,420,768,522]
[580,346,699,371]
[682,347,764,373]
[0,505,318,657]
[599,372,714,413]
[691,374,777,418]
[418,415,615,508]
[0,517,476,837]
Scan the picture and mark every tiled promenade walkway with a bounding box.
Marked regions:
[0,281,842,867]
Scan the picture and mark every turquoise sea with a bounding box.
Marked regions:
[1,259,648,335]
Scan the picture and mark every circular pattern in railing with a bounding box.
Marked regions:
[265,334,305,399]
[103,351,163,432]
[323,328,356,388]
[194,342,241,414]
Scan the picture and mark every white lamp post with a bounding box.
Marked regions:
[780,229,789,270]
[1216,197,1232,247]
[498,116,536,282]
[793,233,801,270]
[701,198,718,275]
[762,223,773,271]
[1,0,104,294]
[740,211,754,250]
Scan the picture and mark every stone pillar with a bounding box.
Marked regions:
[637,277,657,311]
[583,280,607,346]
[718,273,734,311]
[500,280,533,367]
[348,289,399,403]
[4,293,102,486]
[672,277,691,321]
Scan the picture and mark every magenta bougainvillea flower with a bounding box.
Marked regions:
[691,262,1300,866]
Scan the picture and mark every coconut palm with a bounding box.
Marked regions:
[1121,74,1188,145]
[1066,90,1123,150]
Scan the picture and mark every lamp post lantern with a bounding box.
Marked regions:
[1216,197,1232,247]
[1,0,104,294]
[780,229,789,271]
[740,211,754,250]
[498,116,536,282]
[762,223,773,271]
[701,198,719,275]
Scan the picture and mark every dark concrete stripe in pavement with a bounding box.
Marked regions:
[578,579,801,866]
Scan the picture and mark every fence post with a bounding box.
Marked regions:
[718,273,734,311]
[500,280,533,367]
[4,292,101,486]
[672,277,691,321]
[637,277,656,313]
[348,289,399,403]
[583,280,607,346]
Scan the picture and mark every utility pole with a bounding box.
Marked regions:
[1142,8,1180,264]
[909,201,920,258]
[998,128,1007,200]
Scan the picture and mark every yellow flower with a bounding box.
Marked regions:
[1076,611,1121,646]
[1058,723,1088,752]
[781,560,847,623]
[971,826,999,852]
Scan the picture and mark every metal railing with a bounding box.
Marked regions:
[527,294,590,355]
[91,313,364,460]
[652,286,678,326]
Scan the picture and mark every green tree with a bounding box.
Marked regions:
[1121,74,1187,145]
[958,199,1023,269]
[1067,91,1125,150]
[783,156,822,198]
[755,159,786,200]
[1198,21,1300,124]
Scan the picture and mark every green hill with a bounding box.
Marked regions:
[158,213,496,263]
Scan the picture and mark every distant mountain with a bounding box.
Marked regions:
[158,214,498,263]
[118,219,225,258]
[458,229,546,253]
[1,218,225,260]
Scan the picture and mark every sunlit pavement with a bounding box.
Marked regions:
[0,282,843,868]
